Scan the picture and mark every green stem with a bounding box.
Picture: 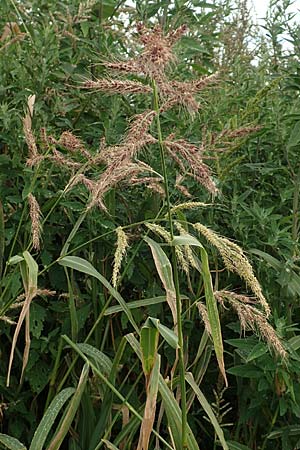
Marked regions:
[152,79,188,448]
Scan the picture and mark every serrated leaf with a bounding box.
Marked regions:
[246,342,268,362]
[287,121,300,148]
[227,364,262,378]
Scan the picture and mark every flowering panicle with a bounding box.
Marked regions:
[194,223,270,317]
[164,137,217,194]
[28,194,42,250]
[81,78,152,94]
[197,302,212,336]
[58,131,92,160]
[219,125,262,140]
[23,95,44,167]
[102,24,187,81]
[112,227,129,287]
[49,149,82,169]
[175,174,192,198]
[215,291,286,358]
[170,201,210,214]
[87,161,154,210]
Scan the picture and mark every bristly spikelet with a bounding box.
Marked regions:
[81,79,152,94]
[28,194,42,250]
[112,227,129,288]
[197,302,212,336]
[58,131,92,160]
[23,95,43,167]
[170,202,210,214]
[194,223,271,317]
[164,137,218,194]
[136,23,187,78]
[215,291,286,358]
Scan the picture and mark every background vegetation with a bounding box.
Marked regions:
[1,1,300,449]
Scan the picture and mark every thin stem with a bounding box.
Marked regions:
[152,79,188,448]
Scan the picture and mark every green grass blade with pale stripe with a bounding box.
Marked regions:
[0,434,26,450]
[46,364,89,450]
[30,388,75,450]
[172,235,227,385]
[186,372,228,450]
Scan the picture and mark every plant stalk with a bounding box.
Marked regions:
[152,79,188,448]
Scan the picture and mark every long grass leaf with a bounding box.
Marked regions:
[104,296,167,315]
[200,247,227,385]
[7,251,39,386]
[185,372,228,450]
[30,388,75,450]
[159,376,199,450]
[59,256,139,334]
[144,237,177,327]
[64,336,173,450]
[137,355,161,450]
[76,343,112,375]
[104,295,188,315]
[89,339,127,450]
[172,234,227,385]
[126,333,199,450]
[47,364,89,450]
[0,434,26,450]
[141,318,159,375]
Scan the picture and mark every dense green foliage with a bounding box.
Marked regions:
[1,1,300,449]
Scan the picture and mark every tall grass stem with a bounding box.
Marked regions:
[152,79,188,448]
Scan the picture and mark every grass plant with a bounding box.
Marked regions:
[0,1,299,449]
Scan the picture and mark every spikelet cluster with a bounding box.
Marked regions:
[194,223,270,317]
[100,24,218,116]
[215,291,286,358]
[23,95,43,167]
[170,201,210,214]
[28,194,42,250]
[197,302,212,336]
[75,24,219,201]
[112,227,128,287]
[81,79,152,95]
[164,137,217,194]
